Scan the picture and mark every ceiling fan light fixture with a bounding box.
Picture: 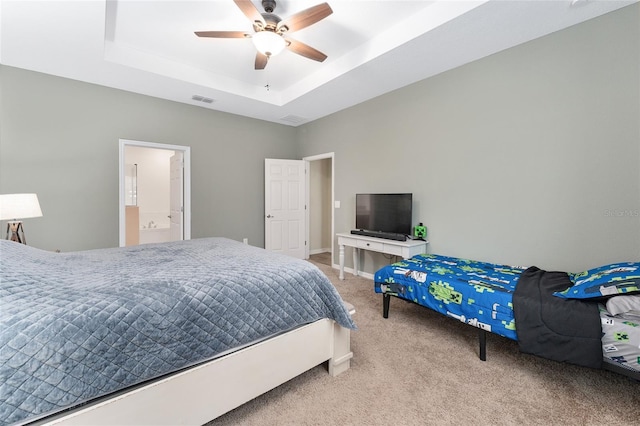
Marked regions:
[252,31,286,57]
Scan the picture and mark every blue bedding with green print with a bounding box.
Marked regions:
[374,253,524,340]
[375,255,640,373]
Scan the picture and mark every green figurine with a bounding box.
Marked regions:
[414,222,427,240]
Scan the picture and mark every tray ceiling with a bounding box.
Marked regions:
[1,0,636,125]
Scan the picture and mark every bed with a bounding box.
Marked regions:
[0,237,356,425]
[374,253,640,380]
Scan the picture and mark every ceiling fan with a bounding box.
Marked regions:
[195,0,333,70]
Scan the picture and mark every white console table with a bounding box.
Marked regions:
[336,232,428,280]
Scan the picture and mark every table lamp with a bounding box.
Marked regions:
[0,193,43,244]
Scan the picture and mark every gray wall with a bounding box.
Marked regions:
[0,66,297,252]
[297,4,640,273]
[1,5,638,272]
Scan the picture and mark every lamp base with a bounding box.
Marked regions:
[5,221,26,244]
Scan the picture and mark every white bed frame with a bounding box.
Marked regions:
[40,304,355,426]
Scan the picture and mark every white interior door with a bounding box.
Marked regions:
[265,159,306,259]
[169,152,184,241]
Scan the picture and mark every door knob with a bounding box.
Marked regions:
[266,214,273,218]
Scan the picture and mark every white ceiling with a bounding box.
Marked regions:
[1,0,637,126]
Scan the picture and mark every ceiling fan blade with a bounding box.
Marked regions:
[285,38,327,62]
[255,52,268,70]
[234,0,266,26]
[195,31,249,38]
[277,3,332,33]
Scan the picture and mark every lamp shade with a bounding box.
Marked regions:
[252,31,286,57]
[0,193,43,220]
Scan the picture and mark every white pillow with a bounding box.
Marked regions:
[606,294,640,316]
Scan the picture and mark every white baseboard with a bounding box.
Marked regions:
[310,248,331,255]
[331,264,374,281]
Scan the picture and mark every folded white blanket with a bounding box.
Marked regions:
[606,294,640,317]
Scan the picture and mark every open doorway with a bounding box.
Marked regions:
[118,139,191,247]
[305,153,334,266]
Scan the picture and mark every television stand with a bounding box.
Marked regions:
[336,233,428,280]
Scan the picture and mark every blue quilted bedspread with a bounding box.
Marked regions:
[0,238,355,425]
[375,254,524,340]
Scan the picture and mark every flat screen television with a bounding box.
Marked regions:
[355,193,412,237]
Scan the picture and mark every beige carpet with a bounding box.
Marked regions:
[207,261,639,426]
[309,252,331,266]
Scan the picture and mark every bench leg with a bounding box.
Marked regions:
[383,294,390,318]
[479,329,487,361]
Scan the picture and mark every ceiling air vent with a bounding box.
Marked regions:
[192,95,214,104]
[280,115,307,125]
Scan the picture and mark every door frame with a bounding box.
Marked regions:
[303,152,335,262]
[118,139,191,247]
[169,151,185,242]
